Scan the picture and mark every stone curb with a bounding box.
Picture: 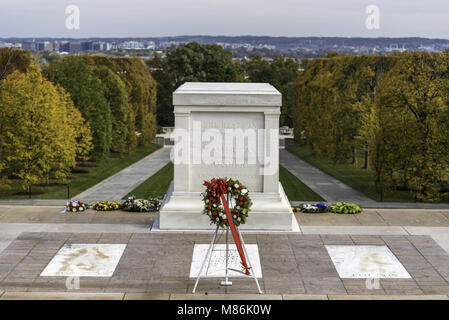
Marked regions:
[1,292,448,300]
[300,226,408,235]
[327,295,449,300]
[169,294,283,300]
[0,292,125,300]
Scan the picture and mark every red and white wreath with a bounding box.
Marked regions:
[202,178,252,228]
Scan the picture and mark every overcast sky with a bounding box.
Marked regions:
[1,0,449,38]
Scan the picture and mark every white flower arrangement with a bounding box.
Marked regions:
[299,203,329,213]
[65,200,87,213]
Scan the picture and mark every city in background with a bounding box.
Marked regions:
[2,36,449,60]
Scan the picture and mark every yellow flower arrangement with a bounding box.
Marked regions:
[92,201,120,211]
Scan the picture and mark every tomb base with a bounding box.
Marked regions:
[158,181,295,231]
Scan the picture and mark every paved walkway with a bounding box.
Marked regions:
[280,149,449,209]
[280,149,377,205]
[74,147,172,202]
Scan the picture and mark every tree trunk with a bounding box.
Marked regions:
[363,147,369,169]
[352,147,357,166]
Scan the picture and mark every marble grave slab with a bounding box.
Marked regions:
[325,245,411,279]
[190,244,262,278]
[40,244,126,277]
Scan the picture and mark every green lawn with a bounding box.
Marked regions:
[279,165,324,201]
[124,162,174,199]
[286,144,416,202]
[0,144,161,199]
[125,162,324,201]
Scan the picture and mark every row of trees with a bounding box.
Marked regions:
[0,49,92,191]
[0,48,157,191]
[44,56,157,159]
[149,42,300,127]
[293,52,449,202]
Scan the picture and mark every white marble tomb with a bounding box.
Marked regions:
[159,82,295,230]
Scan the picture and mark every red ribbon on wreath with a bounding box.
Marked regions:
[203,178,251,275]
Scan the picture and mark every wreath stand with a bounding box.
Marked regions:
[192,196,262,294]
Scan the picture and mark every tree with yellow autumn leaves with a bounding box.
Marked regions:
[294,52,449,202]
[0,56,92,192]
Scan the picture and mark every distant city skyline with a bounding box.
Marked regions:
[1,0,449,39]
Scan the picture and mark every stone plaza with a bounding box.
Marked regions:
[1,225,449,297]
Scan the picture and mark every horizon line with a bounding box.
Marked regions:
[1,35,449,41]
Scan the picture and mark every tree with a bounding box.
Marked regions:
[0,48,32,81]
[293,54,397,164]
[44,57,112,160]
[367,52,449,201]
[0,64,93,191]
[150,42,243,126]
[245,56,300,127]
[93,66,130,154]
[83,56,157,148]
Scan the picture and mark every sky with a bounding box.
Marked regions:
[1,0,449,39]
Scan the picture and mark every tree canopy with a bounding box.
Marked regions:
[83,56,157,148]
[294,52,449,201]
[0,48,33,81]
[245,56,300,126]
[43,57,112,159]
[149,42,243,126]
[0,63,92,190]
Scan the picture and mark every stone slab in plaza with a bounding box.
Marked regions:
[325,245,411,279]
[41,244,126,277]
[159,82,294,230]
[189,244,262,278]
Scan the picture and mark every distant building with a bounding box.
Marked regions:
[92,42,101,51]
[22,41,37,51]
[60,41,70,53]
[145,41,155,50]
[0,41,17,48]
[81,41,93,51]
[53,41,60,52]
[120,41,145,49]
[102,42,111,51]
[69,42,82,52]
[37,41,53,51]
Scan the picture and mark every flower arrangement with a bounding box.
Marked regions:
[147,198,161,212]
[92,201,120,211]
[329,202,362,214]
[299,203,329,213]
[65,200,87,212]
[121,196,160,212]
[202,178,252,228]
